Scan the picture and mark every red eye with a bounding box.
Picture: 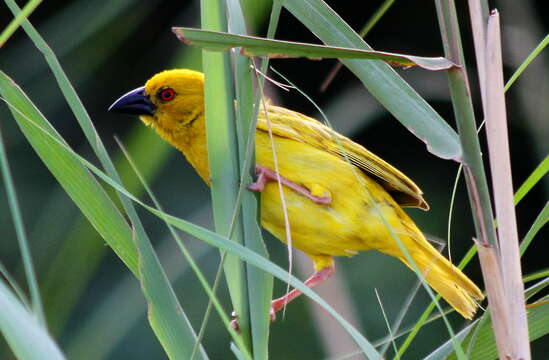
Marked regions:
[158,87,176,102]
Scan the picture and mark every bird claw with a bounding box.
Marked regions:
[269,307,277,322]
[231,308,278,330]
[230,311,241,333]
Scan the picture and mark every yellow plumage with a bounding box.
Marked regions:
[111,68,484,319]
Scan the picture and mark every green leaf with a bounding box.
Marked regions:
[0,70,139,275]
[519,201,549,256]
[445,300,549,360]
[3,104,382,358]
[423,320,479,360]
[525,276,549,300]
[397,154,549,357]
[0,0,42,47]
[200,0,252,353]
[0,71,208,360]
[172,28,457,71]
[505,34,549,92]
[281,0,462,160]
[0,279,66,360]
[0,120,44,326]
[140,202,382,359]
[227,0,273,359]
[514,155,549,205]
[3,0,211,355]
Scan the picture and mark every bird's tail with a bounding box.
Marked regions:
[398,237,484,319]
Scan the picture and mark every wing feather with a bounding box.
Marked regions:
[258,105,429,210]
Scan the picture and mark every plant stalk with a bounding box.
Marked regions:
[434,0,497,247]
[484,11,530,360]
[200,0,252,352]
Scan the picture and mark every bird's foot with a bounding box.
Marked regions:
[232,263,336,325]
[248,165,332,205]
[230,311,241,333]
[269,307,277,322]
[231,308,277,328]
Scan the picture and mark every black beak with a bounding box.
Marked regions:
[108,86,156,116]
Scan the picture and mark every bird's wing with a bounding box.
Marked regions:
[257,105,429,210]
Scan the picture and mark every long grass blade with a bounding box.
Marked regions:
[525,276,549,300]
[0,71,139,274]
[374,289,398,359]
[3,1,210,356]
[117,139,250,360]
[519,201,548,256]
[0,70,208,360]
[444,300,549,360]
[398,152,549,356]
[6,99,383,358]
[227,0,273,358]
[0,124,45,326]
[320,0,398,91]
[282,0,461,160]
[423,319,479,360]
[504,34,549,92]
[200,0,251,352]
[0,262,30,310]
[514,155,549,205]
[65,212,213,360]
[0,0,42,47]
[0,279,65,360]
[173,28,457,70]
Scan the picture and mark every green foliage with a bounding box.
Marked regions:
[0,1,547,359]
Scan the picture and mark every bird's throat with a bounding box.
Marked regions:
[154,113,211,184]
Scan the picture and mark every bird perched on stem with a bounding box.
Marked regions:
[110,69,484,320]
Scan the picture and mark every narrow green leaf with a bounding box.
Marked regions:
[227,0,273,359]
[0,71,208,360]
[0,0,42,47]
[519,201,549,256]
[201,0,252,352]
[0,280,65,360]
[0,262,30,311]
[514,155,549,205]
[320,0,398,91]
[504,34,549,92]
[4,103,382,359]
[397,154,549,356]
[3,0,210,354]
[230,343,246,360]
[117,140,246,359]
[135,222,210,360]
[140,201,382,359]
[0,124,45,326]
[64,222,213,360]
[524,269,549,285]
[281,0,462,160]
[423,320,480,360]
[445,301,549,360]
[0,70,139,275]
[172,28,457,71]
[525,276,549,300]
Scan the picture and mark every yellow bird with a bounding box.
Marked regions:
[109,69,484,319]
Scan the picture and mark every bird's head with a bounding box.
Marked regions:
[109,69,205,133]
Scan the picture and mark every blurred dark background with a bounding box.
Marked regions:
[1,0,547,359]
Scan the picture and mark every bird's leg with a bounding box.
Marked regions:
[248,165,331,205]
[230,312,240,333]
[270,264,335,322]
